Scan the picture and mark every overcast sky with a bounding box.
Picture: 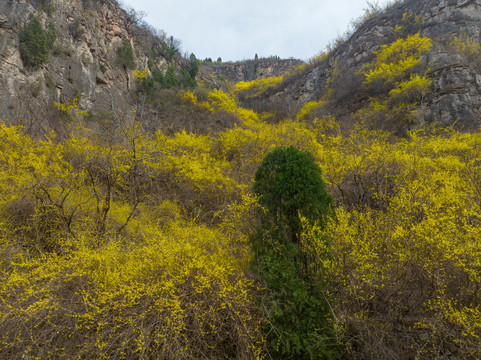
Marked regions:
[121,0,392,62]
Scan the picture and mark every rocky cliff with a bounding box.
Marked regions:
[200,58,303,85]
[263,0,481,130]
[0,0,170,124]
[4,0,481,131]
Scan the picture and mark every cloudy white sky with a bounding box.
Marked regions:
[121,0,392,62]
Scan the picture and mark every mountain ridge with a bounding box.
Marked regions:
[3,0,481,131]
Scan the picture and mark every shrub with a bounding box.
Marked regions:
[357,32,433,134]
[33,0,55,15]
[179,69,197,88]
[19,17,50,68]
[189,53,200,79]
[163,66,179,88]
[161,36,180,62]
[69,17,86,39]
[147,58,155,70]
[117,40,136,70]
[152,69,164,83]
[447,34,481,71]
[140,75,155,95]
[253,146,333,243]
[251,146,338,359]
[362,32,432,87]
[46,22,56,48]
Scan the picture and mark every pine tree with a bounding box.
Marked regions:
[19,17,49,68]
[251,146,339,359]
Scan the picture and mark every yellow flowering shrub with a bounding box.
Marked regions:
[179,90,214,112]
[235,75,284,97]
[0,220,264,359]
[54,97,90,118]
[363,32,432,85]
[447,34,481,61]
[1,70,481,359]
[133,68,149,80]
[296,100,326,121]
[357,33,433,132]
[0,120,265,359]
[321,128,481,358]
[388,73,432,104]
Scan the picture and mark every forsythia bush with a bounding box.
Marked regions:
[363,32,432,86]
[0,119,263,359]
[235,75,285,97]
[356,32,433,132]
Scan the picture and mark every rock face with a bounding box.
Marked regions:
[0,0,167,123]
[266,0,481,130]
[199,58,303,88]
[4,0,481,130]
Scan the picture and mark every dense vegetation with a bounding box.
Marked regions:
[251,147,337,359]
[19,16,56,68]
[2,5,481,359]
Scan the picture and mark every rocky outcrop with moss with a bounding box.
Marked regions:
[199,58,303,86]
[0,0,170,122]
[262,0,481,130]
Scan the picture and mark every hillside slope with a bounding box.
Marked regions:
[256,0,481,130]
[0,0,172,124]
[1,0,481,359]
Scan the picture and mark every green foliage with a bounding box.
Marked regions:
[117,40,136,70]
[152,69,164,83]
[147,58,155,70]
[162,35,180,62]
[253,146,333,243]
[252,146,337,359]
[140,75,155,95]
[163,66,179,88]
[180,69,197,88]
[69,17,86,39]
[19,17,50,68]
[46,22,56,48]
[251,236,338,359]
[188,53,200,79]
[33,0,55,15]
[139,63,197,95]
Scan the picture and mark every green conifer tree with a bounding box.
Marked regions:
[251,146,339,359]
[19,17,49,68]
[117,40,136,70]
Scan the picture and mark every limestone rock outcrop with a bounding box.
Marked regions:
[0,0,166,123]
[200,58,303,85]
[264,0,481,130]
